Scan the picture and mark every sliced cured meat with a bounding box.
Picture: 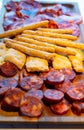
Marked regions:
[2,88,24,111]
[19,0,42,10]
[60,68,76,81]
[46,69,64,85]
[66,84,84,102]
[0,78,18,88]
[43,89,64,104]
[37,4,70,17]
[54,79,72,93]
[72,102,84,115]
[25,89,43,100]
[56,14,82,25]
[20,96,44,117]
[50,98,70,115]
[0,61,18,77]
[20,75,43,91]
[5,1,20,12]
[55,17,80,36]
[73,80,84,87]
[0,87,10,98]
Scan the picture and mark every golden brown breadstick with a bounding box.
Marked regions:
[5,40,55,60]
[23,30,77,40]
[16,36,75,55]
[37,28,73,34]
[21,34,84,50]
[4,38,55,53]
[0,21,48,38]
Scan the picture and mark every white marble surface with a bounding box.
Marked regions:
[36,0,84,21]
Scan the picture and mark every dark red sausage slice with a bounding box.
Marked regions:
[0,78,18,88]
[50,98,70,115]
[0,87,10,99]
[46,69,64,85]
[60,68,76,81]
[20,75,43,91]
[0,61,18,77]
[25,89,43,100]
[20,96,44,117]
[2,88,24,111]
[54,79,72,93]
[43,89,64,104]
[66,85,84,102]
[72,102,84,115]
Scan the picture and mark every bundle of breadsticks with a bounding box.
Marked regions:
[0,20,84,73]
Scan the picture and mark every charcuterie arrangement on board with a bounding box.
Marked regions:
[0,0,84,118]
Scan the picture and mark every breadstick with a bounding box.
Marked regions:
[4,38,55,53]
[23,30,77,40]
[16,36,75,55]
[0,21,48,38]
[5,41,55,60]
[21,34,84,50]
[37,28,73,34]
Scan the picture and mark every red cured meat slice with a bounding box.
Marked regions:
[0,61,18,77]
[43,89,64,104]
[20,75,43,91]
[72,102,84,115]
[46,69,64,85]
[50,98,70,115]
[0,78,18,88]
[25,89,43,100]
[20,96,44,117]
[2,88,24,111]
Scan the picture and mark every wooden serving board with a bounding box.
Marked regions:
[0,0,84,128]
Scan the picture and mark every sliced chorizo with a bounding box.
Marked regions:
[0,87,10,99]
[46,69,64,85]
[72,102,84,115]
[25,89,43,100]
[43,89,64,104]
[54,79,72,93]
[0,61,18,77]
[60,68,76,81]
[20,75,43,91]
[50,98,70,115]
[66,84,84,102]
[0,78,18,88]
[20,96,44,117]
[2,88,24,111]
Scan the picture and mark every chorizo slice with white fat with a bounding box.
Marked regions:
[25,89,43,100]
[54,79,72,93]
[72,102,84,115]
[2,88,24,111]
[0,61,18,77]
[50,98,70,115]
[66,84,84,102]
[0,78,18,88]
[60,68,76,81]
[43,89,64,104]
[20,75,43,91]
[20,96,44,117]
[46,69,64,85]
